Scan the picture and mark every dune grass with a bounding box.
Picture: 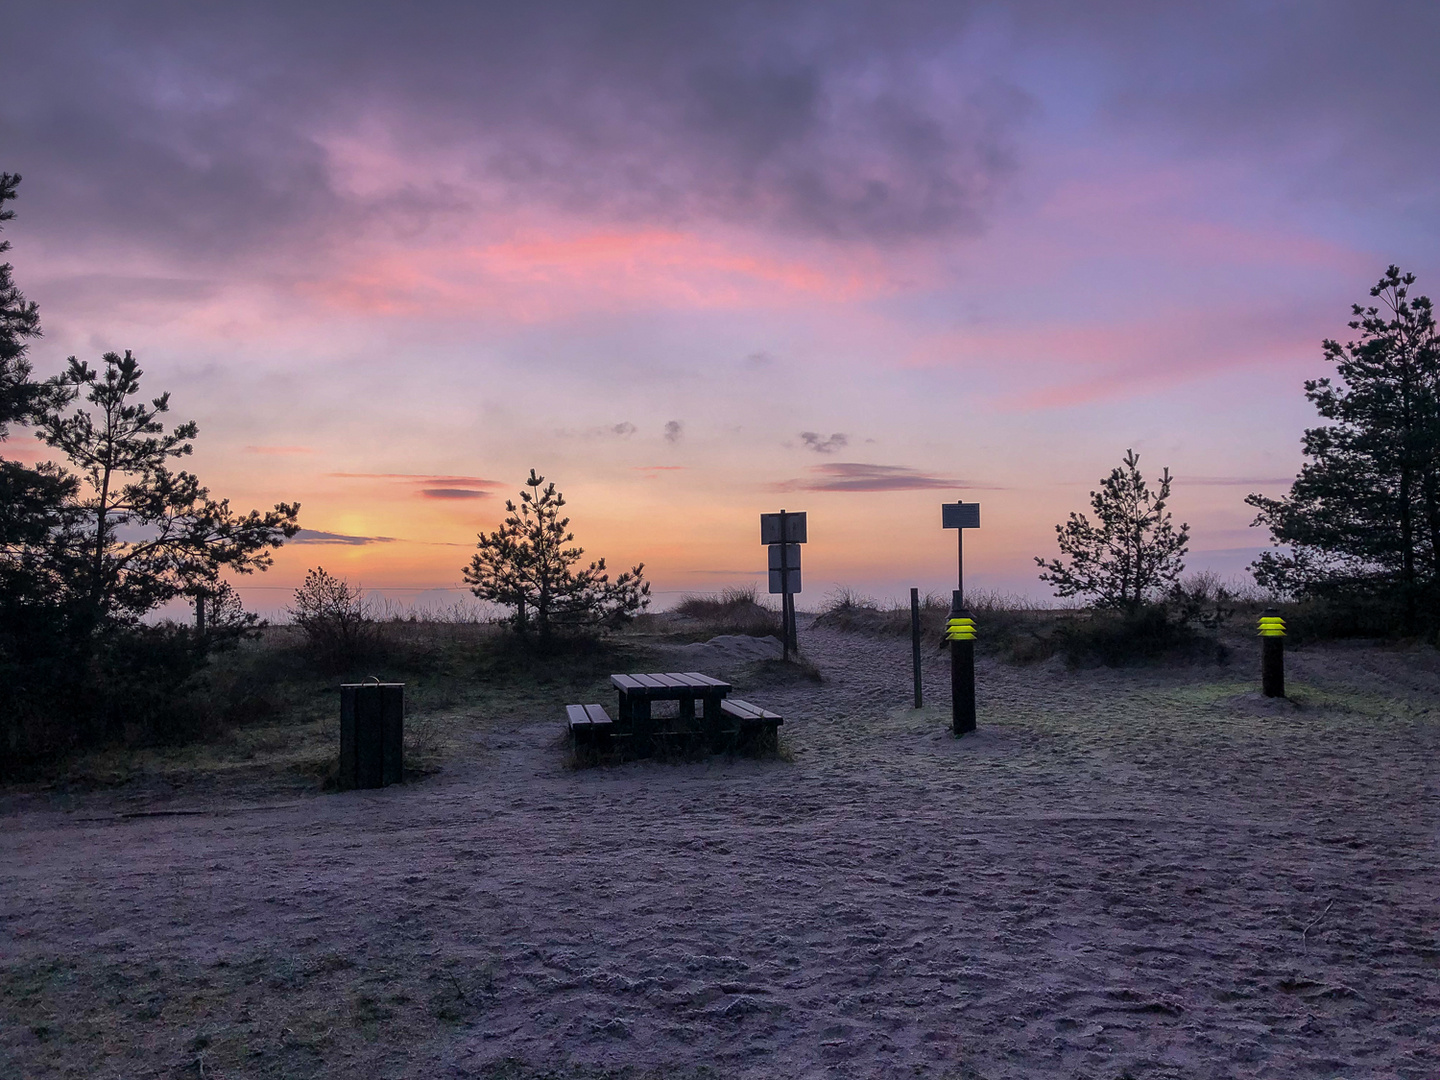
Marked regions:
[666,584,784,639]
[29,621,652,795]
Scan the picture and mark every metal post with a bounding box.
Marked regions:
[779,509,791,662]
[957,528,964,603]
[948,591,976,735]
[1260,608,1285,698]
[911,587,922,708]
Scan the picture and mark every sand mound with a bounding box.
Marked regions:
[670,634,785,663]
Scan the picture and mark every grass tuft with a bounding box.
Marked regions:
[670,585,783,638]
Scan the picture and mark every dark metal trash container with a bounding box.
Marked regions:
[339,682,404,789]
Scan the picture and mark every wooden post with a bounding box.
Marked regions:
[911,587,923,708]
[787,589,798,657]
[194,592,206,637]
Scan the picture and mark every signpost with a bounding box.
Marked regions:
[942,501,981,735]
[760,510,806,660]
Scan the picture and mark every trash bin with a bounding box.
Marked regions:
[339,681,404,789]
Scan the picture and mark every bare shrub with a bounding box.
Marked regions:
[287,567,379,669]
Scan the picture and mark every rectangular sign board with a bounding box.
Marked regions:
[942,502,981,529]
[768,543,802,570]
[768,567,801,594]
[760,511,807,545]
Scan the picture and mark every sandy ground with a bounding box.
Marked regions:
[3,621,1439,1079]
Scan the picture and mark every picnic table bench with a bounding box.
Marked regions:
[566,671,781,755]
[565,703,613,748]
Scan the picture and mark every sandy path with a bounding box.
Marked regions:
[3,624,1439,1078]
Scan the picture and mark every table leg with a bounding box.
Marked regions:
[703,693,725,752]
[679,695,696,730]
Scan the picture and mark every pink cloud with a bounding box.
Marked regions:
[1032,160,1361,272]
[903,301,1326,410]
[297,227,895,320]
[327,472,505,499]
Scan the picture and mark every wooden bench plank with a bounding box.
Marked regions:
[720,698,782,723]
[568,703,613,731]
[678,672,732,690]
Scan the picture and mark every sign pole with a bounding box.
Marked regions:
[957,527,964,605]
[779,509,791,661]
[761,508,806,661]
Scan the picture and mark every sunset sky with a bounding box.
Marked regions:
[4,2,1439,615]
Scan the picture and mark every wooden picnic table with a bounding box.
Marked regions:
[609,672,732,733]
[567,671,778,756]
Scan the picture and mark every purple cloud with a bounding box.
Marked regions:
[799,431,848,454]
[779,462,959,492]
[420,488,489,500]
[291,529,396,545]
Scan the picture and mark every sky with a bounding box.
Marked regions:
[3,1,1439,616]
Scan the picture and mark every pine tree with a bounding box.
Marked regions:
[1036,449,1190,611]
[1246,267,1440,631]
[40,350,301,630]
[464,469,649,636]
[0,173,75,570]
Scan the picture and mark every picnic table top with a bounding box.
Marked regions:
[610,672,732,694]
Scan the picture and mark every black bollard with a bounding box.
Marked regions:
[946,591,976,735]
[340,681,405,789]
[1259,610,1285,698]
[911,587,923,709]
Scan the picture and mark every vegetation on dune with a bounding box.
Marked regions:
[464,469,650,638]
[1247,266,1440,638]
[35,614,649,792]
[0,175,299,775]
[1036,448,1190,613]
[288,566,381,671]
[670,583,783,639]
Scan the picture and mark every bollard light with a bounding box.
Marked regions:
[1258,609,1285,698]
[1257,615,1286,637]
[948,591,976,735]
[945,616,978,641]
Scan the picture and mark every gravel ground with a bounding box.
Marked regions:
[3,622,1439,1079]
